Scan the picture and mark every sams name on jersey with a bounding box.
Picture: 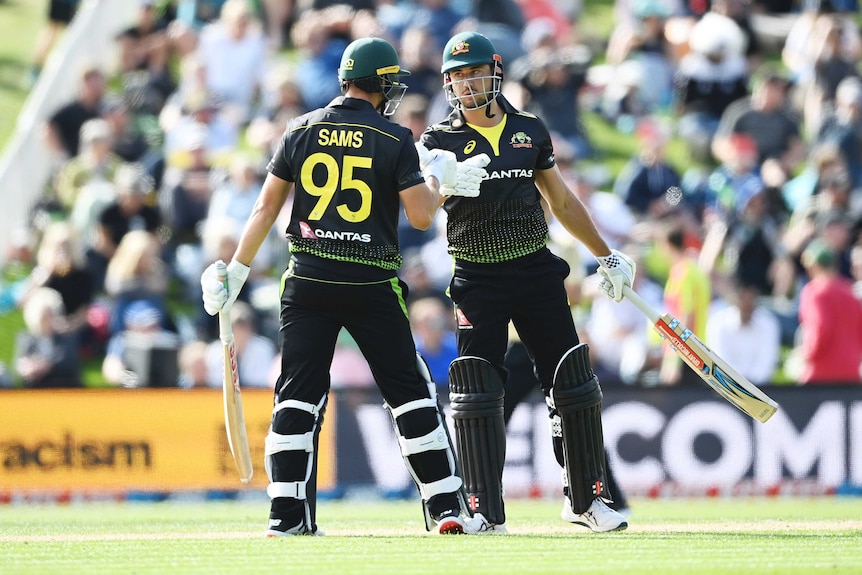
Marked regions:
[317,128,363,148]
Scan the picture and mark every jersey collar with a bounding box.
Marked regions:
[328,96,379,112]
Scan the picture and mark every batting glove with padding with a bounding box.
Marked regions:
[201,259,250,316]
[440,153,491,198]
[596,249,636,303]
[416,143,457,186]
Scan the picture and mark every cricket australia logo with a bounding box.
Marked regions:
[342,58,354,71]
[510,131,532,149]
[451,40,470,56]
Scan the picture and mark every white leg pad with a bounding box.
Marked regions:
[418,475,463,500]
[273,399,321,416]
[267,481,308,499]
[397,423,450,455]
[265,431,314,455]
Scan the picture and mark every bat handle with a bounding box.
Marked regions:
[621,284,660,324]
[215,261,233,341]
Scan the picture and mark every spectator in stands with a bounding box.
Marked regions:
[0,229,36,314]
[712,67,805,191]
[88,163,162,290]
[14,287,83,388]
[802,14,861,136]
[197,0,270,125]
[793,239,862,384]
[700,175,795,298]
[710,0,763,70]
[613,117,682,219]
[673,10,749,163]
[176,0,228,29]
[785,167,861,267]
[116,0,174,112]
[409,296,458,388]
[783,5,861,125]
[27,0,80,87]
[161,88,240,165]
[606,0,675,115]
[205,301,276,388]
[44,64,106,159]
[703,133,769,220]
[178,339,209,388]
[289,6,351,110]
[816,76,862,188]
[246,67,308,155]
[706,279,781,385]
[101,94,156,170]
[782,141,847,213]
[398,26,447,103]
[102,299,179,387]
[53,118,121,212]
[103,229,170,336]
[656,219,711,385]
[159,124,219,251]
[508,18,593,159]
[23,222,94,353]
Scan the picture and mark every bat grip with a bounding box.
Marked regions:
[215,261,233,342]
[622,285,660,324]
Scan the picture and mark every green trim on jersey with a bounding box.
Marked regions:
[390,277,408,318]
[290,238,402,271]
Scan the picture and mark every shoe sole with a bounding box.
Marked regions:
[437,518,466,535]
[569,519,628,532]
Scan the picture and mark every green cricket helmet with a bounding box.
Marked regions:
[339,37,410,116]
[440,32,503,111]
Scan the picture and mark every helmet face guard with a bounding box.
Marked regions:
[443,58,502,111]
[339,38,411,117]
[379,67,409,116]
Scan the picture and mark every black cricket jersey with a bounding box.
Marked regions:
[267,97,423,280]
[421,96,555,264]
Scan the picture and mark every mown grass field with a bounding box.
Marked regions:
[1,497,860,574]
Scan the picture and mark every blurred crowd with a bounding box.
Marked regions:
[0,0,861,391]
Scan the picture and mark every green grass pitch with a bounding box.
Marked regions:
[1,496,861,574]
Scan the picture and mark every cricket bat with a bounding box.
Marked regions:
[216,262,254,483]
[622,285,779,423]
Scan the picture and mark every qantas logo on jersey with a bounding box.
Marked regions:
[484,169,533,180]
[298,221,371,242]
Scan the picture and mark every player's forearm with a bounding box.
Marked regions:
[552,198,611,257]
[233,175,289,266]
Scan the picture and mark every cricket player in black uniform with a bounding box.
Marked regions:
[201,37,490,536]
[420,31,635,533]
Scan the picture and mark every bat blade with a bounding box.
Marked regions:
[222,335,254,483]
[622,286,779,423]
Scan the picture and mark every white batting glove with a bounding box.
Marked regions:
[416,142,457,186]
[440,153,491,198]
[596,249,636,303]
[201,259,250,316]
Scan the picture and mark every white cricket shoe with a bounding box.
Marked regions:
[435,511,507,534]
[561,497,628,532]
[265,518,324,537]
[465,513,508,534]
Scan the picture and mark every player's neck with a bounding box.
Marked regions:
[462,101,503,128]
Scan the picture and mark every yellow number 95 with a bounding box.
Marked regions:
[300,152,373,222]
